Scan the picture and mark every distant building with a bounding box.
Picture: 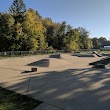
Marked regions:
[104,46,110,50]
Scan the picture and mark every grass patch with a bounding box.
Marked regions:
[0,87,43,110]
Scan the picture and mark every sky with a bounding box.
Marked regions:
[0,0,110,39]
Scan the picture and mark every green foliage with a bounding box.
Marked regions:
[10,22,27,50]
[0,13,15,51]
[0,0,110,51]
[91,37,110,49]
[86,38,93,49]
[43,18,61,49]
[9,0,26,15]
[9,0,26,22]
[78,27,93,49]
[64,29,79,51]
[23,8,47,50]
[57,21,66,49]
[36,10,42,19]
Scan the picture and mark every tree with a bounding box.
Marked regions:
[98,37,107,47]
[66,24,72,33]
[64,29,79,51]
[42,18,62,49]
[36,10,42,19]
[0,13,15,51]
[86,38,93,49]
[9,0,26,22]
[23,8,47,50]
[78,27,93,49]
[10,22,28,50]
[42,18,54,44]
[92,37,109,49]
[57,21,67,49]
[92,37,101,49]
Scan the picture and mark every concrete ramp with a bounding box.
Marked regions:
[72,53,81,56]
[78,54,95,57]
[102,53,110,57]
[60,54,72,59]
[89,57,110,65]
[49,58,72,68]
[27,57,72,68]
[28,59,49,67]
[49,54,61,59]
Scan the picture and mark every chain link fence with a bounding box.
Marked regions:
[0,49,106,57]
[0,50,69,57]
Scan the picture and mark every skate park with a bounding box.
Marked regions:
[0,52,110,110]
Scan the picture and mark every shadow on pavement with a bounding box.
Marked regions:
[1,68,110,110]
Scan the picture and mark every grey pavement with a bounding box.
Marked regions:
[28,68,110,110]
[0,55,110,110]
[34,103,63,110]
